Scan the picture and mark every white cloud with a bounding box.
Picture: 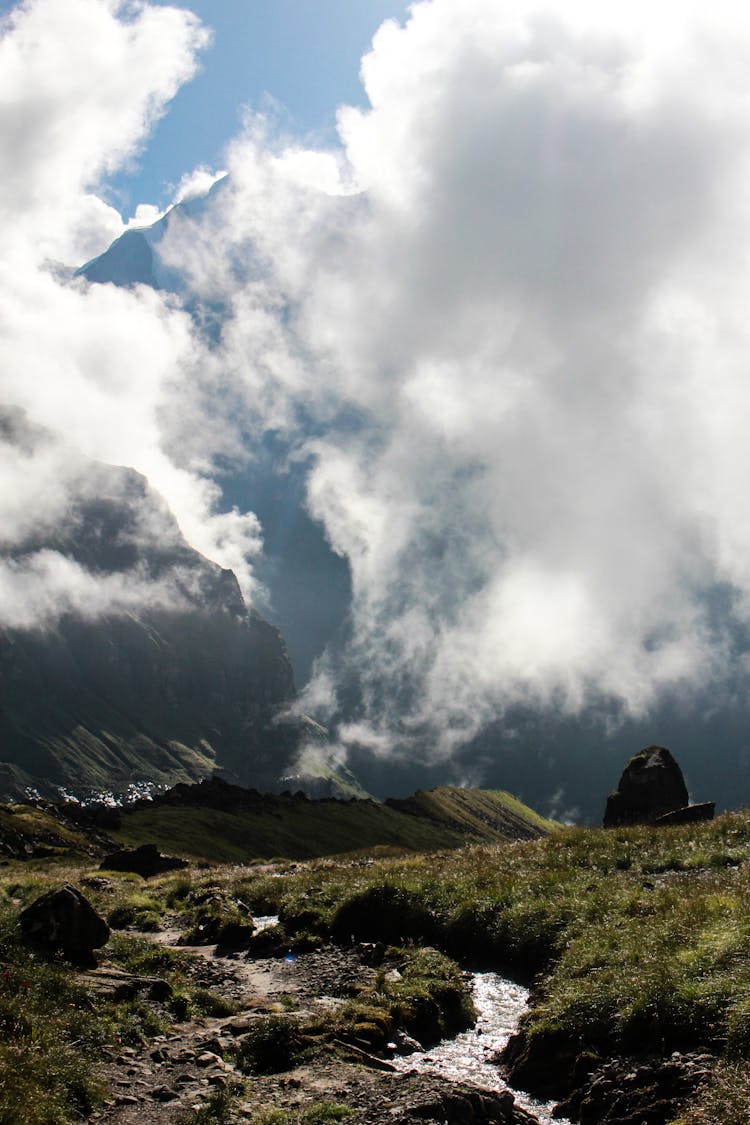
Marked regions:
[0,549,189,630]
[152,0,750,758]
[7,0,750,768]
[0,0,266,626]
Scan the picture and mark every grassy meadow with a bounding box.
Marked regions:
[3,807,750,1120]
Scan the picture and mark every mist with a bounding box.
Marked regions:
[5,0,750,798]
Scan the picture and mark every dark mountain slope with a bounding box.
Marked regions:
[0,416,310,800]
[77,191,351,685]
[112,781,557,862]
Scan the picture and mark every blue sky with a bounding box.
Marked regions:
[116,0,410,212]
[0,0,410,213]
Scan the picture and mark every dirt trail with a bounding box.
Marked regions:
[88,932,540,1124]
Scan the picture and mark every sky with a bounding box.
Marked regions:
[0,0,411,214]
[6,0,750,790]
[113,0,412,210]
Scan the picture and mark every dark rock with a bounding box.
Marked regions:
[554,1052,716,1125]
[196,1051,222,1068]
[603,747,690,827]
[395,1082,538,1123]
[246,923,288,958]
[19,883,109,962]
[500,1024,585,1101]
[654,802,715,826]
[150,1085,179,1102]
[100,843,188,878]
[80,965,172,1001]
[395,1030,423,1055]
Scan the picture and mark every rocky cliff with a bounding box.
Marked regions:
[0,413,310,800]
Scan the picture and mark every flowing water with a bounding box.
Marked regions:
[393,971,571,1125]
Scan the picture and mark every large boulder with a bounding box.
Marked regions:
[100,843,188,878]
[603,746,690,828]
[19,883,109,962]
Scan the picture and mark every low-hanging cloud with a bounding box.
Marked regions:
[0,0,264,624]
[155,0,750,759]
[7,0,750,767]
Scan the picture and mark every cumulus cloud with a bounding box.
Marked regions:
[0,0,264,623]
[8,0,750,773]
[153,0,750,760]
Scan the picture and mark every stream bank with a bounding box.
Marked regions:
[89,931,546,1124]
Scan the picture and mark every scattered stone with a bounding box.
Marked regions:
[18,883,109,963]
[150,1085,179,1102]
[80,965,172,1002]
[196,1051,222,1068]
[554,1051,716,1124]
[223,1017,254,1036]
[197,1036,227,1056]
[80,876,112,891]
[603,746,691,827]
[100,842,188,878]
[394,1030,423,1055]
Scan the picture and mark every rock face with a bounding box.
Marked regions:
[19,883,109,962]
[0,410,305,799]
[554,1051,715,1125]
[603,746,690,827]
[78,189,352,692]
[100,843,188,878]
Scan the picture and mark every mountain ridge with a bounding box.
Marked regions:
[0,410,318,800]
[0,781,556,863]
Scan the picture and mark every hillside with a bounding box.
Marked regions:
[113,782,555,862]
[0,410,308,801]
[4,804,750,1121]
[0,782,555,864]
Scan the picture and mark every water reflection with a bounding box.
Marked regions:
[393,972,570,1125]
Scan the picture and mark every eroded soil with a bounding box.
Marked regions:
[87,934,539,1124]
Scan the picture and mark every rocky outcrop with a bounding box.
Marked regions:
[654,802,715,827]
[554,1051,715,1124]
[99,843,188,878]
[603,747,690,827]
[0,413,306,799]
[19,884,109,963]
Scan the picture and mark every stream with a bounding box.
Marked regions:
[393,971,571,1125]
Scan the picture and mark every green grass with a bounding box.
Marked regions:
[112,786,554,863]
[7,808,750,1120]
[233,812,750,1106]
[0,904,106,1123]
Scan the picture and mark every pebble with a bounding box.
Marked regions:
[151,1086,179,1102]
[196,1051,222,1067]
[199,1036,227,1056]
